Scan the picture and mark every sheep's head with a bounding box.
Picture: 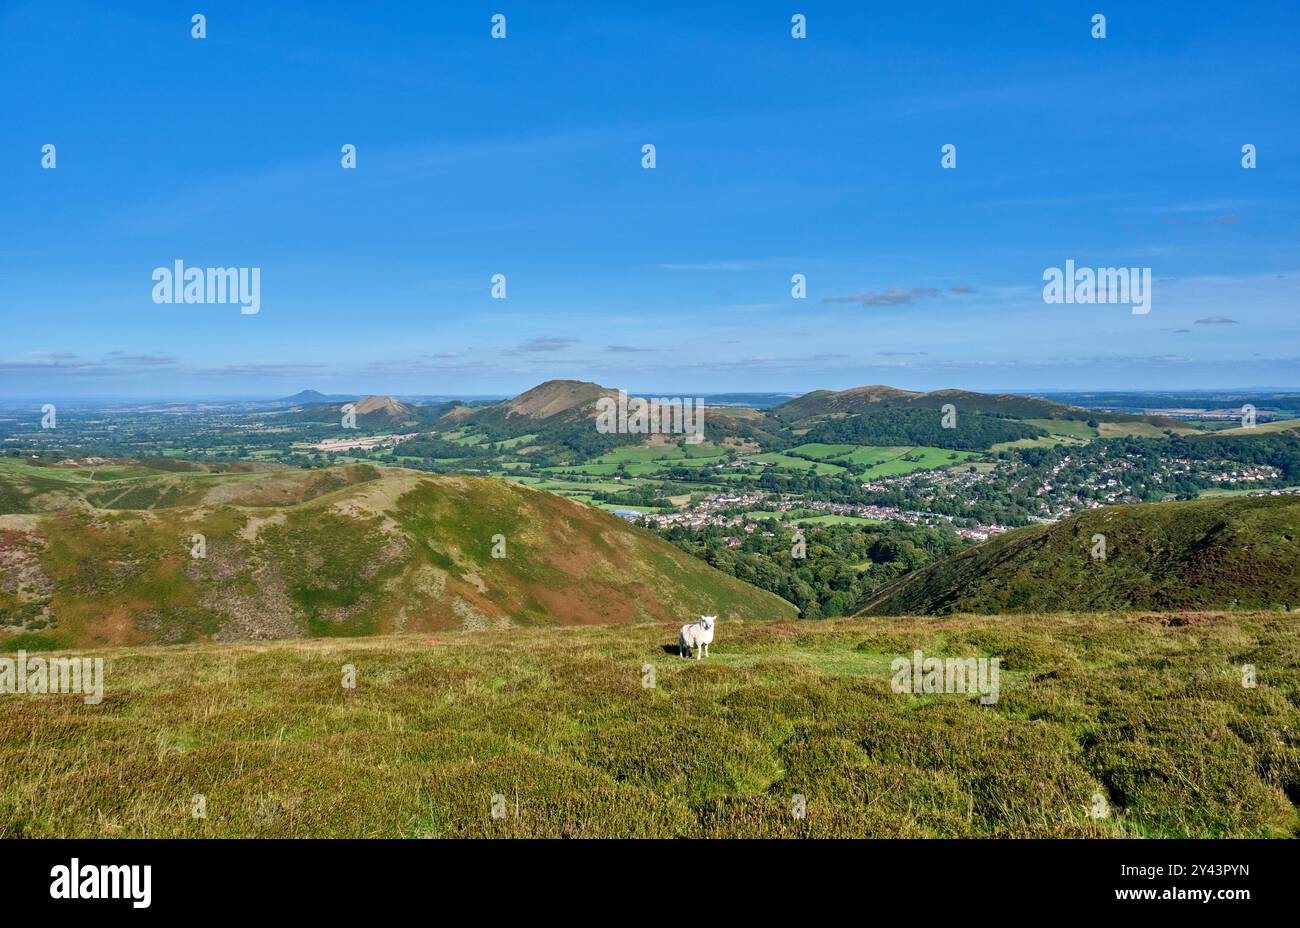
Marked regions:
[700,615,717,631]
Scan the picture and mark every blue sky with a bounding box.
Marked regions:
[2,0,1298,398]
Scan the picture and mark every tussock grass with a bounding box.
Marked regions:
[1,611,1297,837]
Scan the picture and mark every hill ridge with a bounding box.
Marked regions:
[859,494,1300,615]
[0,462,795,649]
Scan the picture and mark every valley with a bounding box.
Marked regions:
[3,384,1298,840]
[5,380,1299,625]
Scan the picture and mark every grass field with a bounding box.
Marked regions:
[1021,418,1100,439]
[1096,421,1201,438]
[992,436,1089,451]
[491,434,539,450]
[786,443,976,479]
[2,611,1296,837]
[1199,486,1300,499]
[853,447,975,479]
[785,443,860,460]
[1213,419,1300,436]
[745,452,847,475]
[592,444,725,464]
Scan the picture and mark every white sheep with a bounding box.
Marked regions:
[678,615,717,660]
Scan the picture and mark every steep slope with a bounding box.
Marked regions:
[500,379,618,421]
[441,380,616,428]
[859,495,1300,615]
[351,394,414,420]
[0,462,796,649]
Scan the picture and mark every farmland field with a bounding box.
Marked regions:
[785,443,976,479]
[745,452,847,475]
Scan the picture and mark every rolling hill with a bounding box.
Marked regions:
[442,380,616,428]
[349,395,415,423]
[0,459,795,650]
[499,379,618,421]
[774,384,1181,429]
[434,379,790,452]
[860,494,1300,616]
[275,394,424,428]
[278,389,360,405]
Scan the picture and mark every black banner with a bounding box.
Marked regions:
[0,838,1279,915]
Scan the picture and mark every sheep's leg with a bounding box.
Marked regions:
[696,644,702,661]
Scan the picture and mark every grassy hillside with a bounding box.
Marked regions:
[1213,418,1300,436]
[773,385,1181,429]
[2,611,1296,837]
[0,461,795,649]
[861,495,1300,616]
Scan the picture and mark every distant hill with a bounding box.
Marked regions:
[773,385,920,419]
[444,380,618,427]
[278,394,419,428]
[500,379,618,420]
[860,495,1300,616]
[0,460,795,649]
[441,380,790,451]
[775,385,1180,428]
[349,395,415,422]
[278,389,359,405]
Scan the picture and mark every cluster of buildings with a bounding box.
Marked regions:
[635,490,1010,541]
[862,448,1292,526]
[1029,454,1284,513]
[637,492,768,530]
[802,500,1009,541]
[633,447,1294,543]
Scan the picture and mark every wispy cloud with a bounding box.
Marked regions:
[823,287,942,306]
[507,337,580,354]
[655,260,758,271]
[105,352,177,367]
[0,352,177,375]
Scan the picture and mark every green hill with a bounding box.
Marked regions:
[775,384,1180,429]
[0,460,795,650]
[860,495,1300,615]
